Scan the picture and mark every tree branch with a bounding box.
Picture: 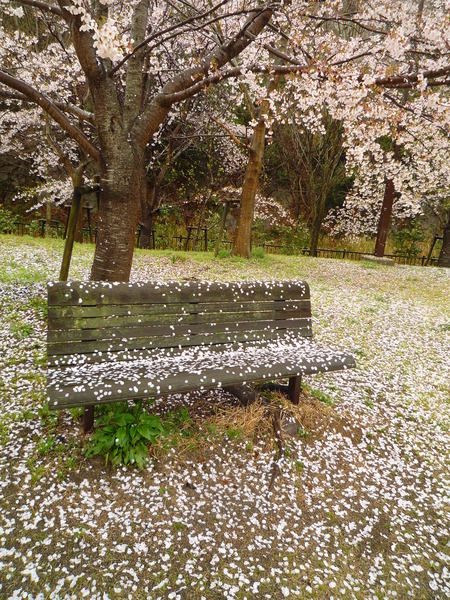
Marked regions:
[0,89,95,124]
[15,0,63,17]
[0,70,101,164]
[374,66,450,88]
[137,1,278,144]
[157,64,306,106]
[109,0,231,76]
[209,115,248,149]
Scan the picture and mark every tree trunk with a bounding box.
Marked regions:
[374,178,395,257]
[90,153,145,282]
[45,200,52,238]
[74,202,84,243]
[310,192,327,257]
[232,117,266,258]
[437,210,450,267]
[139,184,156,249]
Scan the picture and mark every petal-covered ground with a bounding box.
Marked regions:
[0,236,449,599]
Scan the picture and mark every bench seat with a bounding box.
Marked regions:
[47,280,356,411]
[47,335,355,409]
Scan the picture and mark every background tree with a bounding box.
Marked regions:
[274,109,345,256]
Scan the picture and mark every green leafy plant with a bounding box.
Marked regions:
[84,400,164,468]
[10,322,35,339]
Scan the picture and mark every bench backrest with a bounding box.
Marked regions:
[47,280,312,366]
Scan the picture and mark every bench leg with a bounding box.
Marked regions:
[288,376,302,405]
[83,405,95,433]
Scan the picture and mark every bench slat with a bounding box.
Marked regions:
[48,325,313,357]
[47,300,310,329]
[47,311,311,341]
[48,280,310,307]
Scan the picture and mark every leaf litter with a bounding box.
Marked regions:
[0,238,449,599]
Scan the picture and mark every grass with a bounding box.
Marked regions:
[0,235,449,599]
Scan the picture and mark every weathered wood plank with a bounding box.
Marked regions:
[48,299,311,327]
[47,325,313,356]
[47,312,312,341]
[48,280,310,307]
[47,333,315,367]
[48,318,308,343]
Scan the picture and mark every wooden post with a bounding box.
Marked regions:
[288,376,302,405]
[215,201,229,256]
[83,405,95,434]
[45,200,52,238]
[60,184,100,281]
[425,235,442,266]
[87,207,93,243]
[59,188,82,281]
[184,226,193,251]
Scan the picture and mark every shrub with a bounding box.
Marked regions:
[279,223,310,254]
[0,208,18,233]
[393,221,425,258]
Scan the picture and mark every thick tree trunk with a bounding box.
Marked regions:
[233,117,266,258]
[437,211,450,267]
[90,153,145,282]
[375,143,400,258]
[374,178,395,257]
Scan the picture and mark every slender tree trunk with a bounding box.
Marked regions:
[310,191,328,257]
[437,210,450,267]
[45,199,52,238]
[232,116,267,258]
[139,183,157,249]
[74,202,84,243]
[374,178,395,257]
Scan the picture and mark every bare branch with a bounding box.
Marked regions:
[15,0,63,17]
[209,115,248,149]
[109,0,231,76]
[374,66,450,88]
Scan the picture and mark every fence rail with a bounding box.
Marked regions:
[1,221,440,267]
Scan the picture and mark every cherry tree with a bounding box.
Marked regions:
[1,0,449,273]
[1,0,287,281]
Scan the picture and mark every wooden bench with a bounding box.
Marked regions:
[47,280,355,427]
